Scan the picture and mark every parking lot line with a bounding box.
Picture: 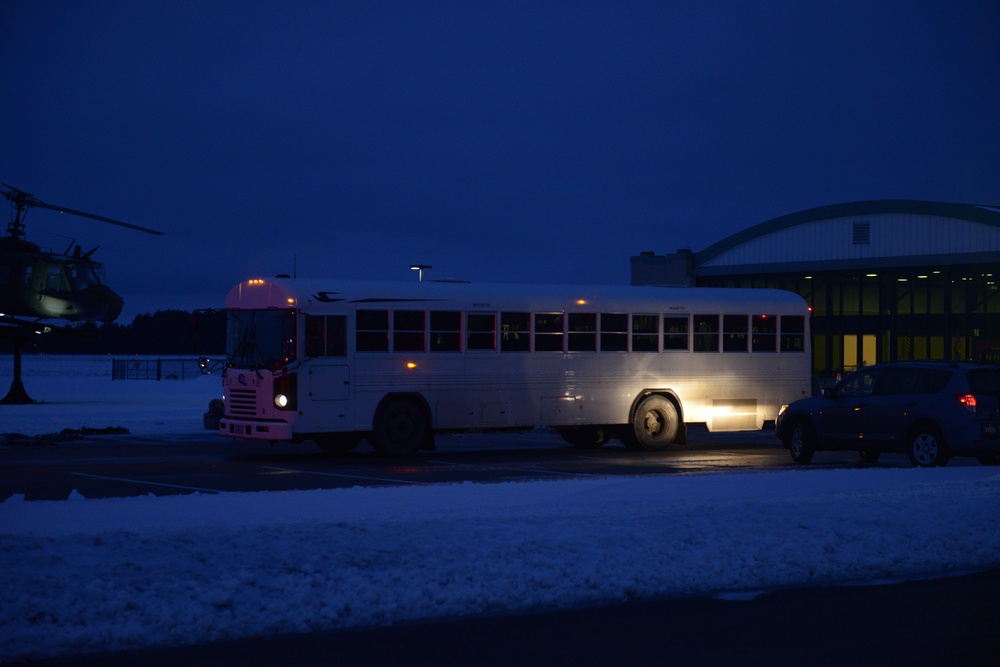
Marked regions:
[259,466,430,486]
[427,460,599,477]
[70,472,222,494]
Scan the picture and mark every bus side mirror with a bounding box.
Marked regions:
[199,357,227,375]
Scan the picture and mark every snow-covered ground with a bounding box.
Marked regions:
[0,354,221,438]
[2,355,1000,662]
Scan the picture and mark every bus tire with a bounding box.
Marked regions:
[630,395,679,451]
[372,398,428,457]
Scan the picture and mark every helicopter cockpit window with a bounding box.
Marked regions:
[227,309,297,371]
[45,265,70,292]
[67,262,105,290]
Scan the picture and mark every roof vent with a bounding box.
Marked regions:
[853,221,871,245]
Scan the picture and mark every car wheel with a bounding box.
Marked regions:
[858,450,881,463]
[907,426,950,467]
[787,420,815,463]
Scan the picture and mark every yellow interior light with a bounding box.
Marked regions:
[406,362,418,370]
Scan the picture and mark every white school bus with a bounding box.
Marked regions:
[217,278,810,455]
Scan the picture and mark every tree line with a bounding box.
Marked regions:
[1,310,228,356]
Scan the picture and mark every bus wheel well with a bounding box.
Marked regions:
[629,391,683,427]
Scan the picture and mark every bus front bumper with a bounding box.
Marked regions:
[219,418,294,441]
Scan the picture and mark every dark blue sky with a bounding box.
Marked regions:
[3,1,997,321]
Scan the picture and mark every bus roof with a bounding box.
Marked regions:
[224,278,808,314]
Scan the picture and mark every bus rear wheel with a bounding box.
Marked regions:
[628,395,679,451]
[372,398,428,457]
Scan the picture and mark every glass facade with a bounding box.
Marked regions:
[698,264,1000,379]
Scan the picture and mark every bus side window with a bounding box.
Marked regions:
[780,315,805,352]
[568,313,597,351]
[357,310,389,352]
[394,310,426,352]
[663,315,688,351]
[430,311,462,352]
[501,312,530,352]
[305,315,346,357]
[693,314,720,352]
[752,314,777,352]
[631,313,659,352]
[723,315,748,352]
[600,313,628,352]
[306,315,323,357]
[534,313,564,352]
[467,312,496,351]
[326,316,346,356]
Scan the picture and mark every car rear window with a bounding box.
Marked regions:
[966,369,1000,395]
[918,369,953,393]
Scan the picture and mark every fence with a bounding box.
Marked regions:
[111,358,203,381]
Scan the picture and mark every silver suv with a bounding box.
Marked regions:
[776,361,1000,467]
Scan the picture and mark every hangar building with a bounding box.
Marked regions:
[631,200,1000,379]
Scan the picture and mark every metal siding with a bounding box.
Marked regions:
[701,214,1000,268]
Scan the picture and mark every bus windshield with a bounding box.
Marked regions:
[227,309,297,370]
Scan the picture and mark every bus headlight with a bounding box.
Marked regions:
[273,372,297,411]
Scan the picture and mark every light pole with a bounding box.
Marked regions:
[410,264,432,281]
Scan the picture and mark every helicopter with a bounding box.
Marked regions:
[1,183,163,404]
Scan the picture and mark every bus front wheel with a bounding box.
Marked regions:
[628,395,679,451]
[372,398,428,457]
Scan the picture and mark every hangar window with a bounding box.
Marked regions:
[853,222,871,245]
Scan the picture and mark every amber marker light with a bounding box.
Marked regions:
[406,362,418,370]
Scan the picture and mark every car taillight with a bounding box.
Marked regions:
[958,394,977,413]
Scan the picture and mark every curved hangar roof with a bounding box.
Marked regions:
[694,200,1000,276]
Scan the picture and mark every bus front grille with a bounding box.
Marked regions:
[228,389,259,417]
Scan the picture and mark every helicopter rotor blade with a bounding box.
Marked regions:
[29,200,164,236]
[1,181,30,196]
[2,183,164,236]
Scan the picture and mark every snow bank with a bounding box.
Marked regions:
[2,468,1000,661]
